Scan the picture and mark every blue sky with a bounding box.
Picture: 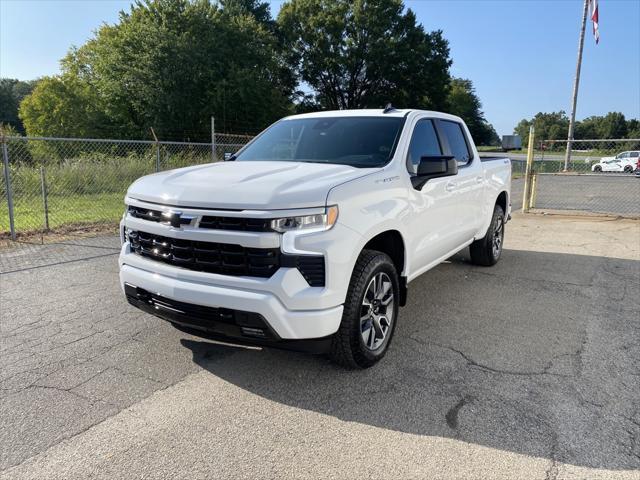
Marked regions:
[1,0,638,136]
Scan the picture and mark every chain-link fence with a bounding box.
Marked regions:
[2,134,638,253]
[1,134,254,245]
[519,139,640,217]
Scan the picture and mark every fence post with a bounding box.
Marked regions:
[40,166,50,231]
[522,125,535,213]
[2,135,16,240]
[529,172,538,210]
[211,116,216,162]
[150,127,160,172]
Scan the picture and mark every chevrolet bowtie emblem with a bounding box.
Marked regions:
[161,210,195,228]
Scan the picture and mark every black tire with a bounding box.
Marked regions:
[469,204,505,267]
[624,165,633,173]
[593,165,602,172]
[329,250,399,369]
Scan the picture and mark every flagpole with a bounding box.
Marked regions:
[564,0,590,172]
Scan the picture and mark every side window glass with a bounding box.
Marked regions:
[440,120,472,166]
[630,152,640,158]
[406,119,442,175]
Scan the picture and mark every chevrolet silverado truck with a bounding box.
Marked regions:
[120,109,511,368]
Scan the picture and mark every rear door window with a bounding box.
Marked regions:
[439,120,472,166]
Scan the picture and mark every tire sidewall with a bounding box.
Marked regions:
[488,206,505,264]
[349,254,400,365]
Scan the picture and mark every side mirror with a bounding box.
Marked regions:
[413,155,457,189]
[417,155,458,176]
[224,152,235,161]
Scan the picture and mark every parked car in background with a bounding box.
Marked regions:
[501,135,522,151]
[591,151,639,173]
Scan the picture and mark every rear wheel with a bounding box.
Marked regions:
[624,165,633,173]
[469,204,505,266]
[330,250,399,369]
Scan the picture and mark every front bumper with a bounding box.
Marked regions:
[124,283,334,353]
[119,262,344,344]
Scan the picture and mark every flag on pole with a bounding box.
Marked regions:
[590,0,600,44]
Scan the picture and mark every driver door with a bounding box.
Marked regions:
[404,118,460,272]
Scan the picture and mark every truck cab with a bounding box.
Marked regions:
[120,109,511,368]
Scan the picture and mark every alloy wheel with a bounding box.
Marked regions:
[360,272,394,351]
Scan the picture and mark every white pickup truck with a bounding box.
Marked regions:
[120,109,511,368]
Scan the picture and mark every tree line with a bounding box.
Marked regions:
[514,111,640,145]
[0,0,499,145]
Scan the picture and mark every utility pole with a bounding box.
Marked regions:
[564,0,590,172]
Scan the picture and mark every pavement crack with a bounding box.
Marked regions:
[409,337,569,377]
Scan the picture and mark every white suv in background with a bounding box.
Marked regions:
[591,151,639,173]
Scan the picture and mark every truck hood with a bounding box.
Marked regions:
[127,161,376,210]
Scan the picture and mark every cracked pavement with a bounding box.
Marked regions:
[0,213,639,479]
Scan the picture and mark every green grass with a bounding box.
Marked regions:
[0,191,125,233]
[0,148,214,236]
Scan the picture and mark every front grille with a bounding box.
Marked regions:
[127,229,326,286]
[128,205,163,223]
[128,230,280,278]
[199,216,272,232]
[128,205,272,232]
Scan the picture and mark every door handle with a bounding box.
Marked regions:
[445,182,456,192]
[475,176,484,183]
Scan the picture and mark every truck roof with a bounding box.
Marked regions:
[284,108,463,122]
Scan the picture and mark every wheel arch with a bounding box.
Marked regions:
[361,229,408,306]
[496,190,508,216]
[477,190,510,240]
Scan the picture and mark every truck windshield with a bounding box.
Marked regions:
[234,117,404,168]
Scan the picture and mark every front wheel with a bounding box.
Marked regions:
[330,250,399,369]
[469,204,505,266]
[593,165,602,172]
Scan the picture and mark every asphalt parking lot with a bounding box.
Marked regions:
[1,213,639,479]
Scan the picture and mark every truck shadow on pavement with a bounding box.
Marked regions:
[180,248,640,471]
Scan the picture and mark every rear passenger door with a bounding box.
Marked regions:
[435,119,484,245]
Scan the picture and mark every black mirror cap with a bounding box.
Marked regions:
[412,155,458,190]
[417,155,457,176]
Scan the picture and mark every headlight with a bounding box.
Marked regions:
[271,206,338,233]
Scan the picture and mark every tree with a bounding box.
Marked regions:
[0,78,38,134]
[596,112,628,139]
[447,78,499,146]
[19,76,109,138]
[514,111,570,145]
[627,119,640,139]
[19,0,294,139]
[515,111,638,144]
[278,0,452,110]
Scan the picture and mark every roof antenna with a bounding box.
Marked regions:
[383,103,395,114]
